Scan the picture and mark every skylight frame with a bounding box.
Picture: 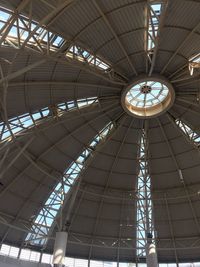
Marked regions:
[136,128,155,259]
[25,121,115,246]
[126,81,169,108]
[121,76,175,119]
[0,5,122,80]
[146,1,163,54]
[175,118,200,146]
[0,97,98,144]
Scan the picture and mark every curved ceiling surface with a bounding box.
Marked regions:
[0,0,200,263]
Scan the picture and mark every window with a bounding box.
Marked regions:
[0,244,10,256]
[20,249,31,261]
[8,246,19,258]
[41,253,53,264]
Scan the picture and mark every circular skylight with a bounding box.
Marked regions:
[121,77,175,118]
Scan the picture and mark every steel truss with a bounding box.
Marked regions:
[25,121,116,246]
[0,5,126,85]
[136,127,155,260]
[145,0,168,75]
[170,114,200,147]
[189,53,200,76]
[0,97,98,144]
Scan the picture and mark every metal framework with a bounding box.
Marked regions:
[0,0,200,264]
[25,121,115,246]
[188,53,200,76]
[0,5,126,85]
[146,0,167,75]
[174,116,200,146]
[0,97,98,144]
[136,127,155,260]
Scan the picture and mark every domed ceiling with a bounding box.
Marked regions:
[0,0,200,264]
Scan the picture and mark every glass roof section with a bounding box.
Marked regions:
[147,2,162,52]
[122,77,174,118]
[25,121,115,246]
[136,129,155,259]
[175,118,200,146]
[126,81,169,108]
[0,97,97,144]
[0,6,111,72]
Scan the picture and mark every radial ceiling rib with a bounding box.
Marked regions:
[169,50,200,81]
[87,117,134,261]
[167,112,200,151]
[0,102,120,198]
[0,97,99,150]
[0,98,101,179]
[171,70,200,84]
[62,111,128,225]
[0,170,48,245]
[148,0,168,76]
[160,19,200,75]
[91,0,138,76]
[0,59,46,86]
[60,114,126,232]
[173,102,200,117]
[0,6,126,86]
[169,63,188,80]
[6,81,121,90]
[25,111,126,247]
[0,98,118,161]
[1,111,125,247]
[176,97,200,108]
[25,120,117,245]
[157,117,200,235]
[0,136,35,181]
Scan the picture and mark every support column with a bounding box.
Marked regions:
[146,234,158,267]
[53,231,68,266]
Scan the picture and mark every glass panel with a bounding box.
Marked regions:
[126,81,169,109]
[0,97,97,143]
[25,121,114,246]
[175,118,200,146]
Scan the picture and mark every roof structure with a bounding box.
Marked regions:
[0,0,200,264]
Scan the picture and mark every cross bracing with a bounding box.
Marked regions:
[136,128,155,259]
[0,0,200,263]
[174,117,200,147]
[0,97,98,144]
[145,0,168,76]
[147,2,162,53]
[25,121,115,246]
[0,5,126,85]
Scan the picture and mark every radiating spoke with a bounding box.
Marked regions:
[136,125,156,260]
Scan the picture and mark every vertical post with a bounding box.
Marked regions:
[88,258,91,267]
[136,126,158,267]
[146,235,158,267]
[53,231,68,266]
